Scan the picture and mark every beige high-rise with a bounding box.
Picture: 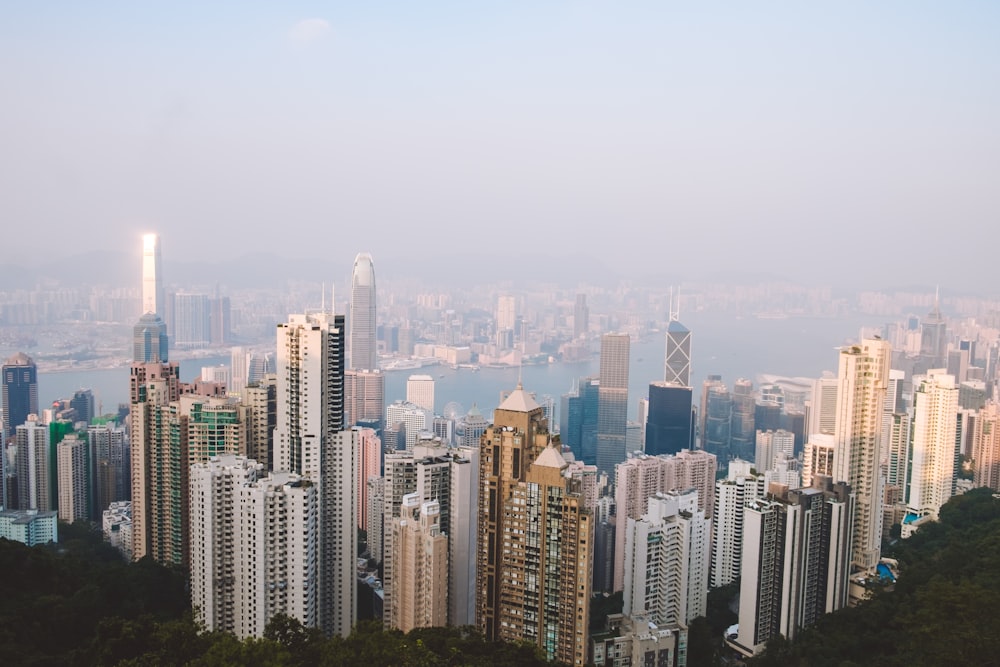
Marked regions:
[477,385,592,666]
[832,338,890,572]
[389,494,449,632]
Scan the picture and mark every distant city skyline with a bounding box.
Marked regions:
[1,4,998,290]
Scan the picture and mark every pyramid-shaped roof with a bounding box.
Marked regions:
[497,383,540,413]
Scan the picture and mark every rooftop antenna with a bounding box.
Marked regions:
[669,286,681,322]
[517,357,523,390]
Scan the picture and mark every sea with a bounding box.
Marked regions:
[37,311,880,421]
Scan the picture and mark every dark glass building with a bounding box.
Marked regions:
[2,352,38,437]
[645,381,694,456]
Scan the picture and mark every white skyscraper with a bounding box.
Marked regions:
[276,312,357,637]
[832,338,891,572]
[350,252,378,371]
[496,295,517,333]
[622,489,711,625]
[755,429,795,473]
[141,233,164,317]
[613,450,717,592]
[712,459,764,588]
[907,370,958,519]
[810,374,839,437]
[385,400,432,451]
[406,374,436,414]
[190,454,319,639]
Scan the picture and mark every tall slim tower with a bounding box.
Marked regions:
[832,338,891,572]
[350,253,378,371]
[276,312,357,638]
[3,352,38,438]
[907,370,958,518]
[477,385,592,666]
[664,290,691,387]
[596,333,630,476]
[141,233,163,317]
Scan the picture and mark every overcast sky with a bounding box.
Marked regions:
[1,2,997,290]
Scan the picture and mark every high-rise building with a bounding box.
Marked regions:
[383,440,478,628]
[622,489,710,626]
[832,338,891,572]
[388,494,449,633]
[574,294,589,339]
[562,377,600,463]
[141,233,163,317]
[3,352,38,438]
[731,378,756,459]
[755,429,794,473]
[645,382,694,457]
[457,404,488,449]
[345,369,385,428]
[88,422,128,517]
[406,374,435,413]
[973,402,1000,491]
[809,375,839,437]
[704,384,733,460]
[712,459,764,588]
[367,477,386,563]
[172,293,211,348]
[613,450,717,592]
[919,293,947,369]
[477,386,592,666]
[357,427,381,533]
[350,252,378,371]
[906,370,958,519]
[731,477,854,657]
[496,295,517,335]
[699,375,725,448]
[241,375,276,471]
[57,434,88,522]
[802,433,836,488]
[664,320,692,387]
[385,401,432,451]
[190,454,318,639]
[15,415,50,511]
[275,312,357,638]
[70,389,96,425]
[597,333,630,476]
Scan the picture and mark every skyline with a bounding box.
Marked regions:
[1,3,998,290]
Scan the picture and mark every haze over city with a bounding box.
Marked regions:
[3,4,1000,666]
[3,3,999,289]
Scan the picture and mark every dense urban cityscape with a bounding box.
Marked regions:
[2,234,1000,665]
[3,3,999,665]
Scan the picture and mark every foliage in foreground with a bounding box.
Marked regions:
[0,521,560,666]
[749,487,1000,667]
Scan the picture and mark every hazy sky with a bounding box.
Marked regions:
[1,2,998,289]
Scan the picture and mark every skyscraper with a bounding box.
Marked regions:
[664,320,692,387]
[190,454,318,638]
[141,233,163,317]
[712,459,763,588]
[406,374,435,413]
[276,312,357,637]
[973,401,1000,491]
[132,313,168,364]
[15,415,50,511]
[388,494,449,632]
[612,449,717,592]
[57,434,88,522]
[350,252,378,371]
[345,369,385,428]
[906,370,958,519]
[645,381,694,456]
[573,293,589,339]
[477,385,592,666]
[597,333,630,476]
[3,352,38,438]
[732,477,854,657]
[623,489,710,625]
[833,338,891,572]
